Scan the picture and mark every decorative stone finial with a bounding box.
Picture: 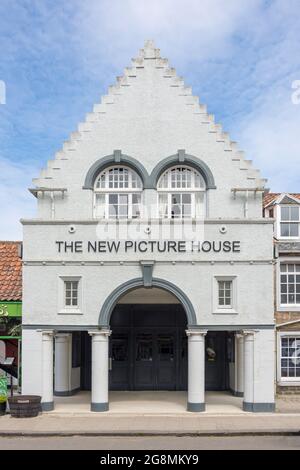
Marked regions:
[140,39,161,59]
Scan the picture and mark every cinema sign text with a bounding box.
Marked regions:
[55,240,241,254]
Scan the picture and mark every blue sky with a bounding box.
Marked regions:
[0,0,300,239]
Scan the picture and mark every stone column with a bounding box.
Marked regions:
[186,329,207,412]
[54,333,71,396]
[41,330,54,411]
[235,333,244,397]
[242,330,255,411]
[89,329,111,412]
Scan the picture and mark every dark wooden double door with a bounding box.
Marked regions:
[110,328,187,390]
[109,305,188,391]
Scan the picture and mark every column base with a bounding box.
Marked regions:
[187,402,205,412]
[41,401,54,412]
[54,388,80,397]
[91,402,109,412]
[243,402,275,412]
[232,390,244,397]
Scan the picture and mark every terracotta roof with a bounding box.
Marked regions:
[263,193,300,208]
[0,242,22,301]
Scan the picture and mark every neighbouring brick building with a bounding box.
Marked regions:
[0,241,22,384]
[264,193,300,394]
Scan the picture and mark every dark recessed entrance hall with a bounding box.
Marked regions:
[80,301,231,393]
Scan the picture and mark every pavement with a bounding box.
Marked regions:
[1,435,300,450]
[0,391,299,436]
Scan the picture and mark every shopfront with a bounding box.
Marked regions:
[21,41,275,413]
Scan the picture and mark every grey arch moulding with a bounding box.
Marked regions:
[83,150,150,189]
[98,277,197,327]
[83,149,216,190]
[150,150,216,189]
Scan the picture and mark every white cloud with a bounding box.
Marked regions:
[0,157,37,240]
[0,0,300,240]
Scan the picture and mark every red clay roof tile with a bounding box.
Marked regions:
[0,241,22,301]
[263,193,300,208]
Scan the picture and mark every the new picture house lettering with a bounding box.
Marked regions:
[55,240,241,254]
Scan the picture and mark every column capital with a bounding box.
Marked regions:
[88,329,111,337]
[235,333,244,340]
[54,332,71,339]
[240,330,258,337]
[40,330,55,339]
[186,329,207,337]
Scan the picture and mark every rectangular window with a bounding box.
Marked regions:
[280,206,299,237]
[171,193,192,218]
[64,280,79,307]
[280,336,300,379]
[96,193,141,219]
[218,280,232,307]
[280,264,300,305]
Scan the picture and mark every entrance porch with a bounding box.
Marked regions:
[52,391,244,414]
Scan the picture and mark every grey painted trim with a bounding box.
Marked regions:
[22,324,275,331]
[243,402,275,413]
[21,218,275,225]
[23,260,275,267]
[91,402,109,412]
[99,277,197,327]
[41,401,54,411]
[140,261,154,287]
[150,152,216,189]
[190,324,275,331]
[54,388,80,397]
[187,402,206,412]
[22,325,99,331]
[83,153,150,189]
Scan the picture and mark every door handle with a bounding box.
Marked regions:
[109,357,112,370]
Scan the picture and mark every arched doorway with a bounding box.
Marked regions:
[109,287,188,391]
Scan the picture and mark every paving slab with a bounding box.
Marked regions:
[0,413,300,436]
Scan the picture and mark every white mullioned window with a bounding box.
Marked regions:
[280,206,300,237]
[64,280,79,307]
[280,263,300,306]
[157,166,206,219]
[218,280,232,307]
[280,335,300,380]
[94,166,142,219]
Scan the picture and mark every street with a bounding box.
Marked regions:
[0,435,300,450]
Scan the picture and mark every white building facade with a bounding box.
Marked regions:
[21,41,275,412]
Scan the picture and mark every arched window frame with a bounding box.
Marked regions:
[157,166,206,219]
[94,166,143,219]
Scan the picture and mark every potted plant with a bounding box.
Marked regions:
[0,377,7,415]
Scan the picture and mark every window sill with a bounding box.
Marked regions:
[58,309,83,315]
[278,380,300,386]
[277,306,300,312]
[212,309,238,315]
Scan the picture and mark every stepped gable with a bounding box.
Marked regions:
[32,40,267,190]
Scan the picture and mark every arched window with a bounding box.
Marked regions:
[157,166,206,219]
[94,166,142,219]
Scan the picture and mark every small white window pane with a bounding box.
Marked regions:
[95,194,105,218]
[280,223,290,237]
[290,223,299,237]
[290,207,299,220]
[281,207,290,221]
